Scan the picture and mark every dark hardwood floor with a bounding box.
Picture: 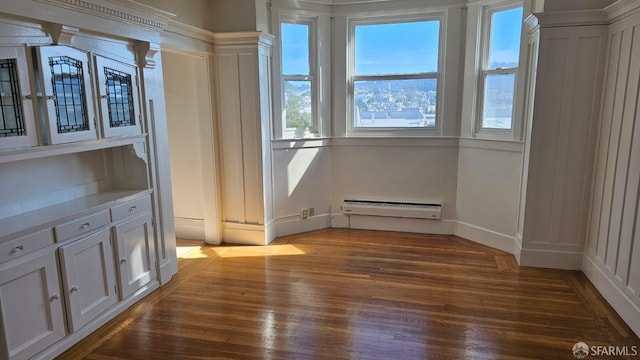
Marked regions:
[57,229,640,359]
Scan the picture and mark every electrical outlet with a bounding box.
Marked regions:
[308,208,315,217]
[301,208,309,219]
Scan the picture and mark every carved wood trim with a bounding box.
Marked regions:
[34,0,174,31]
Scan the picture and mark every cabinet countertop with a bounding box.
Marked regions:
[0,189,152,241]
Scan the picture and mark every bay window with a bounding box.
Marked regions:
[477,4,523,132]
[349,16,442,134]
[277,18,317,139]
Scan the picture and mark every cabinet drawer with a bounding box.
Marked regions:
[111,196,151,222]
[55,210,111,242]
[0,229,54,264]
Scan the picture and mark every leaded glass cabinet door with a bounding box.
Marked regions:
[37,46,97,144]
[0,46,38,150]
[95,56,141,138]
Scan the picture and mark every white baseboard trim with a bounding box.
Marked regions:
[221,221,273,245]
[518,248,583,269]
[582,254,640,337]
[275,214,331,237]
[514,234,523,264]
[454,221,516,254]
[174,217,205,240]
[332,214,456,235]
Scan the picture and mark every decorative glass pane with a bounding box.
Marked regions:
[488,7,523,69]
[104,67,135,128]
[49,56,89,133]
[284,80,312,129]
[354,78,437,128]
[482,73,516,129]
[0,59,25,138]
[281,23,310,75]
[355,20,440,76]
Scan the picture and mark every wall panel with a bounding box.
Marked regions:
[520,25,607,269]
[584,15,640,337]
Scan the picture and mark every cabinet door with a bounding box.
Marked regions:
[0,251,65,360]
[113,213,156,299]
[0,46,38,150]
[58,228,117,332]
[36,45,97,144]
[94,56,141,138]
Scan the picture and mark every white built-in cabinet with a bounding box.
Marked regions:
[112,198,155,300]
[0,6,173,359]
[58,227,117,333]
[0,249,66,360]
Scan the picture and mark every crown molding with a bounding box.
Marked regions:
[605,0,640,23]
[34,0,175,31]
[211,31,275,47]
[161,19,216,54]
[534,9,608,27]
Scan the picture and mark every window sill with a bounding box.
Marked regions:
[272,137,331,150]
[459,137,524,152]
[332,136,459,148]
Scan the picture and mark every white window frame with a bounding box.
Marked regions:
[347,13,445,137]
[475,1,523,139]
[274,15,319,139]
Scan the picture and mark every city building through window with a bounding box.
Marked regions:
[350,18,441,131]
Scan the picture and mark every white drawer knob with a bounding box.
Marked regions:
[11,245,23,254]
[80,222,91,230]
[129,206,137,212]
[50,294,60,302]
[70,286,79,293]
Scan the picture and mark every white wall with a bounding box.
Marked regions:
[272,141,332,235]
[583,9,640,337]
[330,139,459,234]
[210,0,259,32]
[136,0,215,31]
[162,50,216,241]
[456,142,523,252]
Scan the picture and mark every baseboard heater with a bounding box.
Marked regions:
[342,199,442,220]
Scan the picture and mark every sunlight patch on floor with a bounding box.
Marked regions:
[179,247,210,259]
[211,244,306,258]
[176,239,205,258]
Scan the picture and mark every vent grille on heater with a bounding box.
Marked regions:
[342,200,442,220]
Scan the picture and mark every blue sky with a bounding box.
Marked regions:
[281,7,523,75]
[355,20,440,75]
[489,7,524,67]
[281,23,310,75]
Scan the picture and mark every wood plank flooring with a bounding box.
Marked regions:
[57,229,640,359]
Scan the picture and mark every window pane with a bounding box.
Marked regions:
[488,7,523,69]
[284,80,312,129]
[354,79,436,128]
[49,56,89,133]
[0,59,26,137]
[355,20,440,75]
[482,73,515,129]
[104,67,135,128]
[281,23,309,75]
